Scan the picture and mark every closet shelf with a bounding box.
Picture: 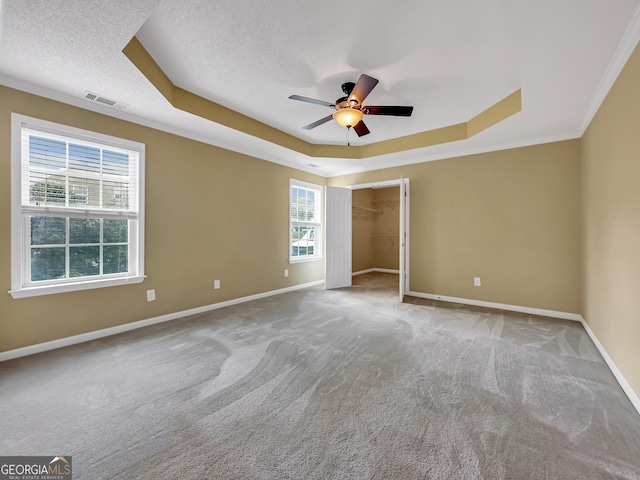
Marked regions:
[352,205,382,214]
[372,197,399,203]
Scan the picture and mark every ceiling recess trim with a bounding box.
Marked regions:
[123,36,521,159]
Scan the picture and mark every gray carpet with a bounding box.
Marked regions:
[1,272,640,479]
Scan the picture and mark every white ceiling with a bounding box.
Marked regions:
[1,0,640,177]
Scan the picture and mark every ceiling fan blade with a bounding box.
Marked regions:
[289,95,335,108]
[302,115,334,130]
[363,105,414,116]
[347,74,379,106]
[353,120,370,137]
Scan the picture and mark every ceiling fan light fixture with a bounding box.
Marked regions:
[333,108,364,128]
[290,74,413,137]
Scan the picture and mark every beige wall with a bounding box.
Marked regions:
[0,86,325,352]
[330,140,582,313]
[0,86,583,357]
[371,187,400,271]
[351,188,375,273]
[351,187,400,272]
[581,41,640,396]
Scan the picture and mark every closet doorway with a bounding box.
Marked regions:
[352,187,400,273]
[351,179,409,301]
[325,178,409,300]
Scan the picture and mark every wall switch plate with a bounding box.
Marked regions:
[284,269,288,277]
[214,279,221,289]
[146,289,156,301]
[474,277,481,287]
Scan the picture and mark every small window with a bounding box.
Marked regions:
[290,179,322,262]
[10,113,145,298]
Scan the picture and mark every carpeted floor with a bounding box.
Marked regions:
[1,272,640,479]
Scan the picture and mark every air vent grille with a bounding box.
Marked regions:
[83,91,127,110]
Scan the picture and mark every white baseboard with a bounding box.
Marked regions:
[0,280,325,363]
[406,290,582,321]
[353,268,400,276]
[578,316,640,416]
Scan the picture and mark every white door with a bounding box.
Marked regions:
[399,178,408,301]
[325,186,352,289]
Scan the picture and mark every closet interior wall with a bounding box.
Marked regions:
[352,187,400,273]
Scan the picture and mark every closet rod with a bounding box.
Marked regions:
[352,205,382,214]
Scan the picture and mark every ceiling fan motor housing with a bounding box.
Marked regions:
[341,81,356,96]
[335,97,359,110]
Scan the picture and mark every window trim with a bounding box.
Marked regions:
[289,179,323,263]
[9,113,145,299]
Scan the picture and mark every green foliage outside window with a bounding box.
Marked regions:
[30,215,129,282]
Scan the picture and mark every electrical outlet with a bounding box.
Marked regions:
[284,269,288,277]
[146,289,156,302]
[474,277,481,287]
[214,279,221,289]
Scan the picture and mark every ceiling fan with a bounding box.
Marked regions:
[288,74,414,137]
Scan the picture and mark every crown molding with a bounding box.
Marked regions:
[325,131,582,178]
[579,4,640,135]
[0,74,324,177]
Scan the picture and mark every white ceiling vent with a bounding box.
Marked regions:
[83,91,127,110]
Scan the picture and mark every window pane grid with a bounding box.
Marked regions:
[290,181,322,260]
[28,215,131,284]
[23,129,135,283]
[22,130,138,214]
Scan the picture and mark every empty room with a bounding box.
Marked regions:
[1,1,640,478]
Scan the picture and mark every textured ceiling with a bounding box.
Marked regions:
[135,0,521,144]
[1,0,640,176]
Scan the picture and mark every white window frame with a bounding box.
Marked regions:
[9,113,145,298]
[289,179,323,263]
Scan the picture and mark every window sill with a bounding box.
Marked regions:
[289,256,323,264]
[9,275,146,299]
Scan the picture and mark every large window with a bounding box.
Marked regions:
[290,179,322,262]
[10,113,145,298]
